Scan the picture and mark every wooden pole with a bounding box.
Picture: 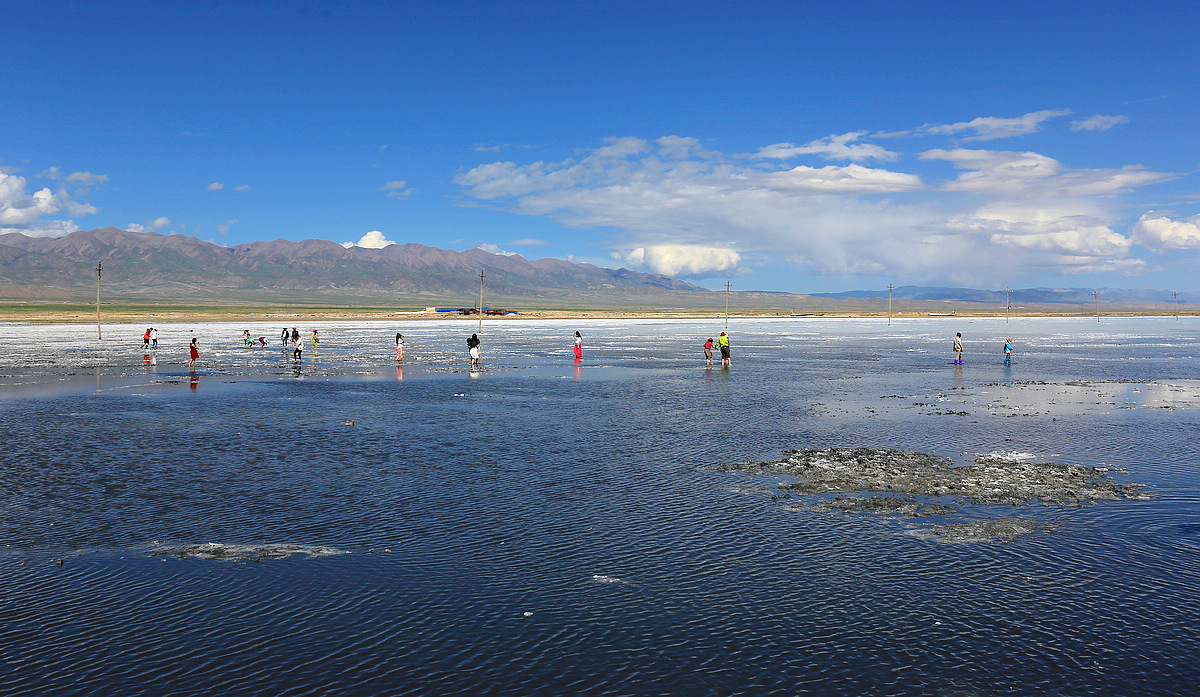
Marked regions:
[1175,291,1179,321]
[725,281,731,330]
[1005,287,1011,325]
[478,271,485,333]
[887,283,893,326]
[1094,291,1100,322]
[96,262,102,340]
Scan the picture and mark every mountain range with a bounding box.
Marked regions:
[0,227,705,303]
[0,228,1195,309]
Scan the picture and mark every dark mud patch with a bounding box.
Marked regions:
[149,542,349,562]
[909,518,1059,543]
[799,495,955,517]
[719,448,1155,542]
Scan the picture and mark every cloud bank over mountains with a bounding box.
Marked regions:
[455,110,1184,284]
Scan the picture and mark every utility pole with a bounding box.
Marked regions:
[725,281,731,330]
[1175,291,1179,321]
[887,283,894,326]
[95,262,103,340]
[1093,291,1100,323]
[478,271,485,333]
[1005,287,1012,325]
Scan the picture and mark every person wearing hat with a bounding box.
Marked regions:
[703,337,714,366]
[717,331,730,367]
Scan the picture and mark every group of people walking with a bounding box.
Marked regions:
[702,332,731,367]
[269,326,318,360]
[147,326,1014,374]
[953,332,1015,365]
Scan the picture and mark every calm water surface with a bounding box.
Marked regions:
[2,317,1199,696]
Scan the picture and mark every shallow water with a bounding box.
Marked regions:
[2,317,1199,696]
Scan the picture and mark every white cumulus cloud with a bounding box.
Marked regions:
[207,182,224,190]
[342,230,396,249]
[761,164,922,193]
[478,243,517,256]
[0,170,94,236]
[1131,212,1200,251]
[127,217,173,233]
[622,245,741,278]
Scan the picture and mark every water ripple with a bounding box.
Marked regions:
[3,318,1200,695]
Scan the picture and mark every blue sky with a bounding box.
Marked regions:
[3,0,1198,292]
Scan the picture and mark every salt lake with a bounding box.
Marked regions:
[2,316,1198,696]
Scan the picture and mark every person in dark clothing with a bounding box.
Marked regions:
[467,333,481,369]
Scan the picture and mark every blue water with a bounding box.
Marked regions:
[2,317,1199,696]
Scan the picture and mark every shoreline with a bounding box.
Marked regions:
[1,306,1196,324]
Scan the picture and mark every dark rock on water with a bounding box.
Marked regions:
[149,543,349,563]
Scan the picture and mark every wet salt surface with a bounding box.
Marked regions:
[3,317,1200,696]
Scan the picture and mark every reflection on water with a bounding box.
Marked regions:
[2,317,1199,696]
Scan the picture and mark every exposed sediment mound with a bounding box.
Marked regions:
[910,518,1058,543]
[720,448,1155,541]
[149,542,348,562]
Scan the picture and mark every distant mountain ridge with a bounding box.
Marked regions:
[1,228,1195,307]
[0,227,706,300]
[810,285,1200,305]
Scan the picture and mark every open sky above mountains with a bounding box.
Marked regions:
[3,1,1198,293]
